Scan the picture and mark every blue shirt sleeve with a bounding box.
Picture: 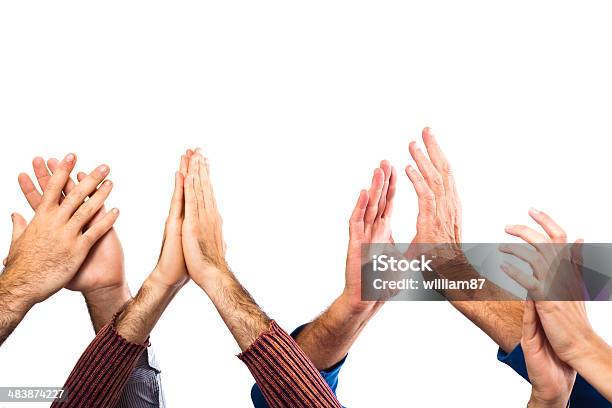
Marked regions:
[250,323,347,408]
[498,345,611,407]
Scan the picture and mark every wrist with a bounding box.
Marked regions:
[566,329,610,370]
[192,264,232,292]
[528,391,569,408]
[82,282,131,333]
[82,282,131,309]
[0,268,38,314]
[337,291,379,321]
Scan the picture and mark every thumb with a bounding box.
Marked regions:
[522,299,538,342]
[11,212,27,242]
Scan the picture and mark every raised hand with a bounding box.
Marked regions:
[344,161,396,312]
[15,157,125,296]
[405,127,461,246]
[0,154,118,344]
[182,150,229,286]
[114,152,190,344]
[522,300,576,408]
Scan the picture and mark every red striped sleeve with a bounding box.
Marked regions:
[238,320,343,408]
[51,314,147,408]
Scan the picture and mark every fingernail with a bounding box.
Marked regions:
[103,180,113,188]
[98,164,109,174]
[10,213,14,219]
[65,153,75,163]
[505,224,514,230]
[529,207,539,214]
[112,208,119,214]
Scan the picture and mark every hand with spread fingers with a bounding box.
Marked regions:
[13,156,128,331]
[500,208,584,302]
[502,209,612,403]
[403,127,523,354]
[405,127,461,247]
[0,154,119,345]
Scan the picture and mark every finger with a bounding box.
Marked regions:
[81,208,120,248]
[499,244,547,280]
[169,172,184,220]
[184,159,198,224]
[68,180,114,230]
[521,299,538,341]
[179,154,188,177]
[376,161,392,219]
[47,158,77,196]
[59,164,110,219]
[40,153,76,208]
[18,173,42,210]
[197,154,216,211]
[504,224,555,261]
[409,140,444,198]
[10,213,27,242]
[32,156,52,192]
[382,166,397,219]
[349,189,369,239]
[501,261,541,294]
[405,165,436,220]
[421,127,456,196]
[571,238,585,280]
[189,154,207,216]
[528,208,567,244]
[364,168,384,225]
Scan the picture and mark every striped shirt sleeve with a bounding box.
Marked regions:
[51,315,148,408]
[238,320,343,408]
[117,348,165,408]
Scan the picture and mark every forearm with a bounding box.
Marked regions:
[197,268,270,351]
[568,333,612,402]
[84,282,132,333]
[296,293,377,370]
[116,271,181,344]
[433,253,524,352]
[0,271,35,346]
[239,320,343,408]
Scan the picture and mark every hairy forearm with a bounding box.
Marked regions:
[197,268,270,351]
[115,271,180,344]
[84,283,132,333]
[0,270,35,345]
[296,294,377,370]
[569,333,612,402]
[431,252,523,352]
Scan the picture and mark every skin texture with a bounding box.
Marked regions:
[405,127,523,353]
[504,210,612,403]
[0,154,119,345]
[14,157,130,332]
[296,162,397,370]
[182,150,270,351]
[114,154,190,344]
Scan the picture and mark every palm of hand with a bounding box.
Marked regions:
[526,335,576,403]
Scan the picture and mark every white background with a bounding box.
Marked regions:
[1,1,611,407]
